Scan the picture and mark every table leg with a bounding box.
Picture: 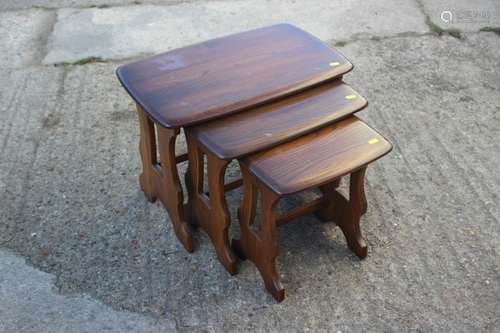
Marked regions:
[185,134,237,275]
[344,167,368,258]
[317,168,368,259]
[136,105,158,202]
[136,105,193,252]
[232,166,285,302]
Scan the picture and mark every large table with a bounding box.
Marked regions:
[116,23,354,254]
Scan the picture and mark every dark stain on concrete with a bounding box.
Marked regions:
[109,109,136,122]
[41,112,61,130]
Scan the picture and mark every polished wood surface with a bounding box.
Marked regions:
[233,118,393,301]
[232,164,373,302]
[136,105,193,252]
[121,24,394,301]
[185,134,237,274]
[242,116,392,195]
[316,168,369,258]
[116,23,353,128]
[232,167,285,301]
[182,78,369,273]
[189,80,367,160]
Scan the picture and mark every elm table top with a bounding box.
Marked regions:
[189,80,367,160]
[116,23,353,128]
[241,117,393,195]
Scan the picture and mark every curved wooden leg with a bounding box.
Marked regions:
[258,258,285,302]
[206,154,237,275]
[340,167,368,258]
[315,178,341,222]
[257,187,284,301]
[184,137,204,229]
[232,166,257,261]
[136,105,157,202]
[157,125,193,253]
[183,164,195,228]
[357,171,368,216]
[233,166,284,302]
[185,134,236,274]
[317,169,368,259]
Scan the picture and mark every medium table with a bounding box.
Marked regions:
[185,80,367,273]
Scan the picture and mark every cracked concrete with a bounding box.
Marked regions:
[419,0,500,32]
[0,0,499,332]
[0,9,56,68]
[43,0,429,65]
[0,0,233,11]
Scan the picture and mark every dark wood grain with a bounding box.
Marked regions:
[316,168,369,258]
[242,116,392,195]
[233,164,371,302]
[189,80,367,159]
[136,104,158,203]
[116,23,353,128]
[233,118,392,301]
[232,166,284,302]
[135,105,193,252]
[185,134,237,274]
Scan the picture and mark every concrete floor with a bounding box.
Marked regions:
[0,0,499,332]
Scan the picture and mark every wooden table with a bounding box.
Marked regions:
[233,117,392,301]
[116,23,353,253]
[185,80,367,273]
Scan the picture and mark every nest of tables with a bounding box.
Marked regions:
[117,23,392,302]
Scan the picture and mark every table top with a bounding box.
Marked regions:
[189,80,367,160]
[242,117,393,195]
[116,23,353,128]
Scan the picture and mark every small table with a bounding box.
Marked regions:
[233,117,392,301]
[116,23,353,253]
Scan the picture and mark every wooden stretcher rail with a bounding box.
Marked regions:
[224,179,243,192]
[175,153,188,163]
[276,197,325,226]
